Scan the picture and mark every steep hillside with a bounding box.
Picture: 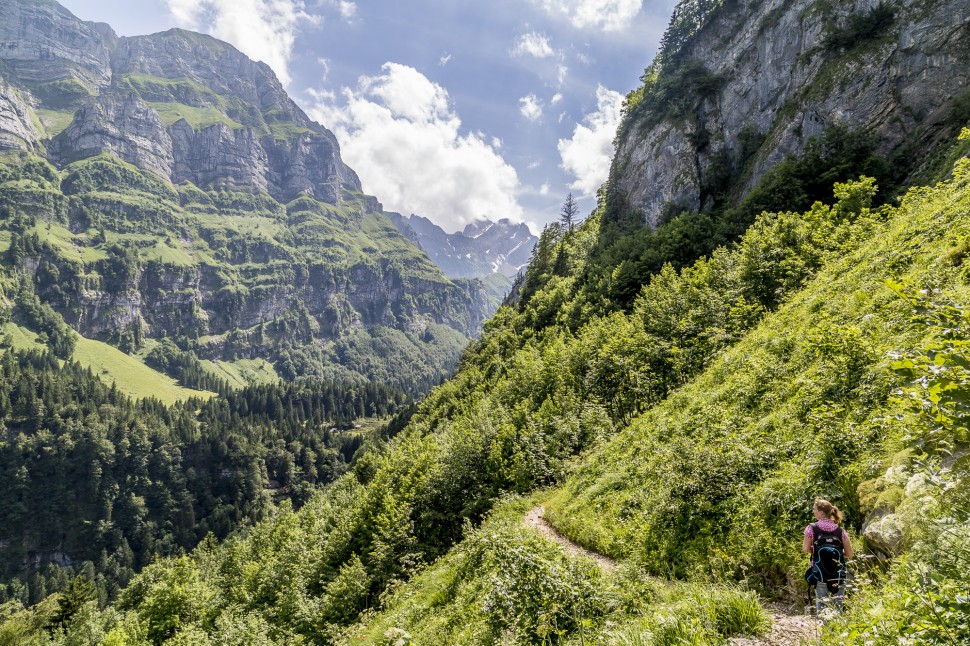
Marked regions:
[586,0,970,310]
[0,0,968,644]
[0,0,491,394]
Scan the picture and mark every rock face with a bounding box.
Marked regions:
[613,0,970,226]
[388,213,538,279]
[52,93,175,174]
[0,78,41,150]
[0,0,115,89]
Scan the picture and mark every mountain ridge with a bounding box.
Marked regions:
[387,212,537,279]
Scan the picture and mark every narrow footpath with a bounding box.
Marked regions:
[524,506,820,645]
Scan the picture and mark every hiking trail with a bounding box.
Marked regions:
[524,505,820,645]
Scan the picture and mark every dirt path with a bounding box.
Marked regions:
[728,603,820,645]
[523,505,616,571]
[524,506,819,645]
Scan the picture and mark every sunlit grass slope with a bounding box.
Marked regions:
[544,167,970,586]
[3,322,211,403]
[72,336,214,404]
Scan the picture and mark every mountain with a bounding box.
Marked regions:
[388,213,536,278]
[2,0,970,643]
[0,0,491,395]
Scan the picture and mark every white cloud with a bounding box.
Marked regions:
[535,0,642,31]
[308,63,524,232]
[558,85,623,196]
[511,31,555,58]
[557,64,569,85]
[439,53,453,66]
[519,94,543,121]
[539,183,550,195]
[551,93,563,105]
[528,160,542,170]
[317,57,331,79]
[164,0,317,86]
[335,0,356,19]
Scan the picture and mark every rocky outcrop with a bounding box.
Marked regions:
[614,0,970,226]
[0,0,494,392]
[0,79,40,150]
[0,0,114,90]
[51,93,174,174]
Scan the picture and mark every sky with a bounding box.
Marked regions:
[58,0,678,232]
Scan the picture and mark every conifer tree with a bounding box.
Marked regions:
[560,192,578,231]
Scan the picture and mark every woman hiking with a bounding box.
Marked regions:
[803,498,852,619]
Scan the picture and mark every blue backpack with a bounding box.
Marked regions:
[805,523,847,594]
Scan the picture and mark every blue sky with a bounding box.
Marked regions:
[59,0,677,231]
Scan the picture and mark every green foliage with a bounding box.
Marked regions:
[823,2,896,52]
[655,0,733,70]
[12,280,75,358]
[26,77,94,109]
[889,283,970,451]
[0,347,406,606]
[621,59,723,135]
[15,166,930,644]
[348,497,769,645]
[831,286,970,644]
[543,163,969,591]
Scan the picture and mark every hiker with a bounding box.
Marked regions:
[803,498,852,620]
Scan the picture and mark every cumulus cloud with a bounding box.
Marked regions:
[519,94,543,121]
[535,0,642,31]
[439,53,453,66]
[511,31,555,58]
[558,85,623,195]
[551,93,563,105]
[164,0,317,85]
[307,63,524,231]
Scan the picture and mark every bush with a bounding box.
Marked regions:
[823,2,896,51]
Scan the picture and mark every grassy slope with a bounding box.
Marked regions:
[2,322,210,403]
[199,357,280,387]
[348,164,970,641]
[542,172,970,583]
[348,494,770,645]
[72,335,213,404]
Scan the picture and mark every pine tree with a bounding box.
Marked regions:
[560,193,578,231]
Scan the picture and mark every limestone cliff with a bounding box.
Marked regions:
[613,0,970,226]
